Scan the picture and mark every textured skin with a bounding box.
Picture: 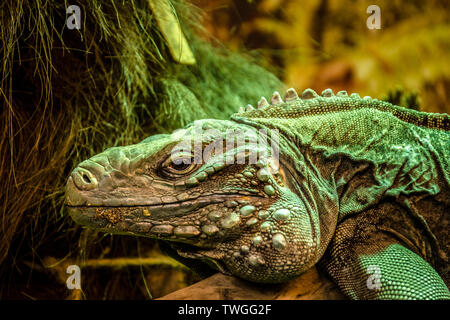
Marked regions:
[66,88,450,299]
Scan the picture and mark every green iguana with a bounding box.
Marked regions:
[66,88,450,299]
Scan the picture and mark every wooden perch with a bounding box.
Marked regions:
[38,256,344,299]
[159,267,345,300]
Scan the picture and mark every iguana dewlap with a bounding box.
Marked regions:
[66,88,450,299]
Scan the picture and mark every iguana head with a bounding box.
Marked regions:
[66,91,334,283]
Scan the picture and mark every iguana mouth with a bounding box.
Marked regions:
[67,194,263,210]
[67,194,265,228]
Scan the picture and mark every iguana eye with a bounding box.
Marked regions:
[161,153,196,176]
[167,161,194,173]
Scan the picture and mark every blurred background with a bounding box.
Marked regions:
[0,0,449,299]
[194,0,450,113]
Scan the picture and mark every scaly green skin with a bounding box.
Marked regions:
[66,88,450,299]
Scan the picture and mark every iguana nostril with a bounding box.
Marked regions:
[71,167,98,191]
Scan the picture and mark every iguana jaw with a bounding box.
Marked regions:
[67,193,265,243]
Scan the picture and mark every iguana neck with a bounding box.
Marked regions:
[231,94,450,223]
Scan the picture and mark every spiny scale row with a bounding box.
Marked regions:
[240,88,372,112]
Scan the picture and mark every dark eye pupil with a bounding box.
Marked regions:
[171,161,190,171]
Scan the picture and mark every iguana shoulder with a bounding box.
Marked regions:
[231,88,450,297]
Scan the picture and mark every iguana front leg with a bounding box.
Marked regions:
[319,202,450,299]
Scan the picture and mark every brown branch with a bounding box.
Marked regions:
[158,267,345,300]
[79,256,188,270]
